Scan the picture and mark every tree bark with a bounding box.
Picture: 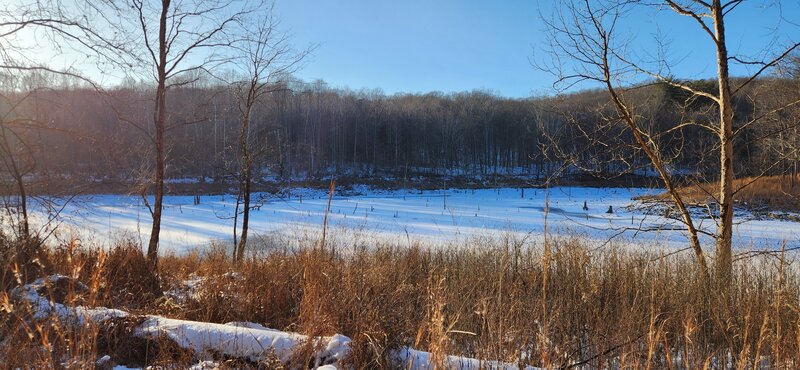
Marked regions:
[235,107,253,263]
[146,0,171,266]
[236,163,251,262]
[712,0,734,286]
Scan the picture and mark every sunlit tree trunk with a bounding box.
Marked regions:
[146,0,170,265]
[712,0,734,286]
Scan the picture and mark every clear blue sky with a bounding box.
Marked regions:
[274,0,800,98]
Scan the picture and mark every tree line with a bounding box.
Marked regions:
[2,72,799,187]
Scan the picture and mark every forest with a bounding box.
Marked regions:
[2,67,799,193]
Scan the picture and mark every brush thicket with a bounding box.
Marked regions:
[2,233,799,369]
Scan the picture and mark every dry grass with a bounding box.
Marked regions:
[660,174,800,210]
[2,233,800,368]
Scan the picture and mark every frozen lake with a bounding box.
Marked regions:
[28,186,800,253]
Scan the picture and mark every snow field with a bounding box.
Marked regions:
[28,186,800,254]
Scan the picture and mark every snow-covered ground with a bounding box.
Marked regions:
[28,187,800,254]
[14,275,542,370]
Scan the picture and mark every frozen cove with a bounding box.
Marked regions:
[32,186,800,253]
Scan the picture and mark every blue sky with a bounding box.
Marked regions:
[274,0,800,98]
[5,0,798,96]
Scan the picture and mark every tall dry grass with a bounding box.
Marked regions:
[663,174,800,211]
[1,232,800,369]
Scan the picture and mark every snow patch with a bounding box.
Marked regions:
[13,276,542,369]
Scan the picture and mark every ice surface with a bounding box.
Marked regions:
[27,187,799,253]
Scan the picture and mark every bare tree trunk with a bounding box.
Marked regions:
[147,83,166,264]
[0,127,29,239]
[605,81,711,282]
[235,110,252,263]
[233,191,240,253]
[146,0,170,265]
[14,173,29,239]
[236,163,251,262]
[712,0,734,286]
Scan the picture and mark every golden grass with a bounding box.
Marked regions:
[2,234,800,368]
[662,174,800,210]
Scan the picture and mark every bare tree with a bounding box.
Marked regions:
[230,5,310,262]
[123,0,255,265]
[539,0,800,285]
[0,90,34,239]
[0,0,126,246]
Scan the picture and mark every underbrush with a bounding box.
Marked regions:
[1,234,799,369]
